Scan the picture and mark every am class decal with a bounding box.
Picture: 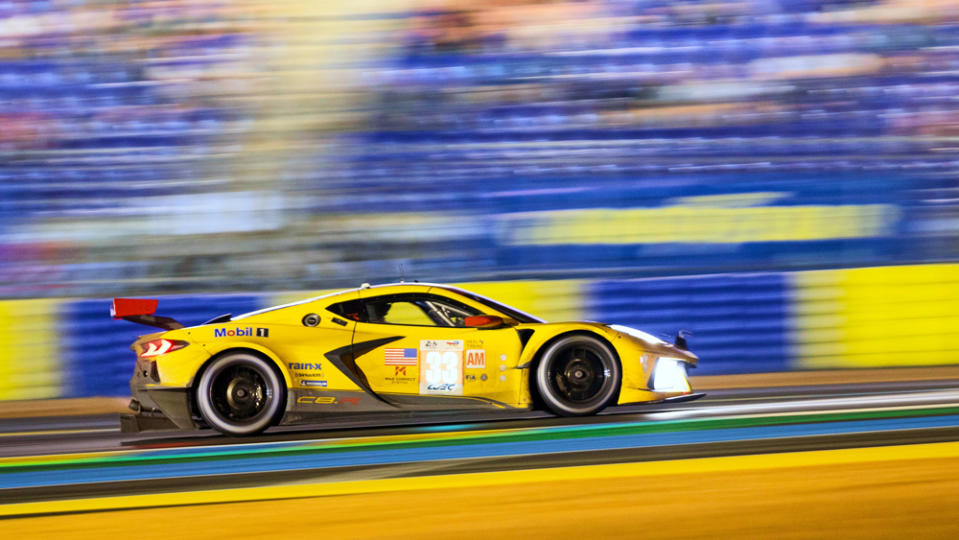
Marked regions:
[465,349,486,369]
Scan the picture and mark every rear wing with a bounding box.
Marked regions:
[111,298,184,331]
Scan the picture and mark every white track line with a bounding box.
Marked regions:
[648,389,959,421]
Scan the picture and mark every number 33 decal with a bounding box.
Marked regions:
[420,340,464,395]
[424,350,459,388]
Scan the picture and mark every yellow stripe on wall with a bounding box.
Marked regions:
[793,263,959,368]
[501,204,895,245]
[0,300,62,400]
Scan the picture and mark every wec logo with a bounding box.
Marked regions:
[214,327,269,338]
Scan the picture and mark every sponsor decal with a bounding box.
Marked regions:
[421,339,463,352]
[296,396,361,405]
[481,373,488,381]
[302,380,327,387]
[427,383,456,392]
[384,348,418,366]
[465,373,476,382]
[465,349,486,369]
[386,366,416,384]
[289,362,323,370]
[214,327,269,338]
[466,339,484,349]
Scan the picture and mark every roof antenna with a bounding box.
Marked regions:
[399,263,406,284]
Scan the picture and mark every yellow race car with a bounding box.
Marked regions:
[114,283,702,435]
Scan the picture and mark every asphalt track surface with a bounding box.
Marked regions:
[1,376,958,519]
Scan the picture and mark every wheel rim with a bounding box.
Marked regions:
[546,345,610,404]
[208,364,273,424]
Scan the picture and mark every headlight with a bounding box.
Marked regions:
[652,357,690,392]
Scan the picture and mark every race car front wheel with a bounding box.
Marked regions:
[535,335,620,416]
[195,352,285,436]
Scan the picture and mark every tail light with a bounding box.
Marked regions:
[140,339,188,358]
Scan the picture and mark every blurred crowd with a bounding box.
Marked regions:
[2,0,959,297]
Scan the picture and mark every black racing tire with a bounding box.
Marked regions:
[534,335,620,416]
[195,352,285,436]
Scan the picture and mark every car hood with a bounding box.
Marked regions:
[604,323,699,364]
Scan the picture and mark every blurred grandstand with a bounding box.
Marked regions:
[2,0,958,298]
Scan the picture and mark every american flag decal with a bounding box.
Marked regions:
[384,348,418,366]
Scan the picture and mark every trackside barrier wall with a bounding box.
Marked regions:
[588,274,790,375]
[1,265,957,399]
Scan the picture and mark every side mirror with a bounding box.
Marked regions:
[465,315,508,329]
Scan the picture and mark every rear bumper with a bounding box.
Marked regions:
[128,355,200,432]
[126,384,198,432]
[120,409,180,433]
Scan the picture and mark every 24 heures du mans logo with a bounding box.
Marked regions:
[214,327,269,338]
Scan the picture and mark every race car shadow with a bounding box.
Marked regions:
[120,403,683,449]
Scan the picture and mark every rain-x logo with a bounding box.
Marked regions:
[290,363,322,370]
[214,327,269,338]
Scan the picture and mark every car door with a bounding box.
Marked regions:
[345,292,524,408]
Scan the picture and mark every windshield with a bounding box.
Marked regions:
[438,286,545,324]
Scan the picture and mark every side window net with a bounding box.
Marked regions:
[327,299,366,322]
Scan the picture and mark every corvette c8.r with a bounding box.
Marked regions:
[114,282,702,435]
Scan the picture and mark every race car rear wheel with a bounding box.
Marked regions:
[195,352,285,436]
[535,335,620,416]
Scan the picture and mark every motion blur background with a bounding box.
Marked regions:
[2,0,959,399]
